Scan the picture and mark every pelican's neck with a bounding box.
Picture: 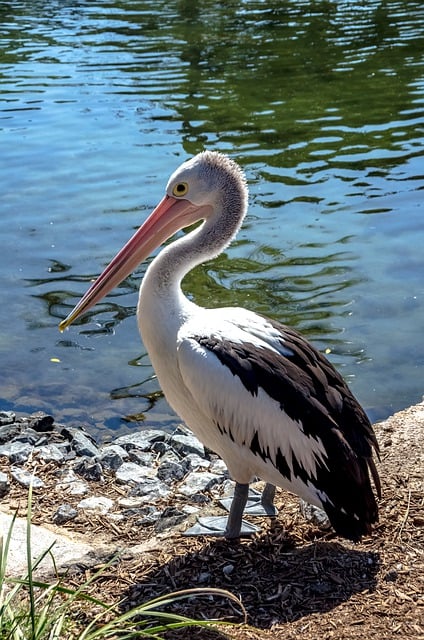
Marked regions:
[140,175,248,308]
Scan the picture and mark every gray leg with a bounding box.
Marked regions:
[224,482,249,538]
[183,481,260,537]
[261,483,277,516]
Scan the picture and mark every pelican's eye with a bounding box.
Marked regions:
[172,182,189,197]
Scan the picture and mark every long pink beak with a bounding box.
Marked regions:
[59,194,208,332]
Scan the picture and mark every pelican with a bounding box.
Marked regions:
[59,150,380,541]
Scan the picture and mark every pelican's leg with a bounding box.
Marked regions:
[184,481,260,537]
[219,481,278,517]
[261,482,277,516]
[224,482,249,538]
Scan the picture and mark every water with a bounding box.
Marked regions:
[1,0,423,440]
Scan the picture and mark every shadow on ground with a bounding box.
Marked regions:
[121,523,379,632]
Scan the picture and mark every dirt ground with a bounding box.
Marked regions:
[3,402,423,640]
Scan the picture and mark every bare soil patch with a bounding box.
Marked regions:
[1,402,423,640]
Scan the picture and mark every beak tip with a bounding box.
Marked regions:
[58,318,70,333]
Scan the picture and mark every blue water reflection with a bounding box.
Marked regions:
[1,0,423,438]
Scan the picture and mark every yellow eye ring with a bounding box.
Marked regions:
[172,182,189,197]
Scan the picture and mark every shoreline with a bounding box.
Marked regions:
[0,402,422,639]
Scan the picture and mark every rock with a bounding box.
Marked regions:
[77,496,114,515]
[36,444,65,463]
[132,505,161,526]
[0,471,10,497]
[299,500,331,529]
[210,458,228,475]
[155,506,187,533]
[118,496,148,509]
[0,423,21,444]
[66,429,100,458]
[114,429,166,452]
[177,471,222,497]
[98,445,128,470]
[127,449,155,467]
[13,428,41,446]
[52,504,78,525]
[128,478,170,501]
[157,460,185,483]
[151,440,168,456]
[0,442,33,464]
[56,469,88,496]
[115,461,155,484]
[29,412,55,432]
[185,453,210,470]
[170,432,205,458]
[0,511,95,577]
[0,411,15,426]
[10,467,45,489]
[74,458,104,482]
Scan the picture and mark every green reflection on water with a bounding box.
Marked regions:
[0,0,423,437]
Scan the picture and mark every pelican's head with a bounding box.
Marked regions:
[59,151,247,332]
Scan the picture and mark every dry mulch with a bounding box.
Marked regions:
[1,402,423,640]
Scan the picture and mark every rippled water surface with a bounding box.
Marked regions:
[1,0,423,438]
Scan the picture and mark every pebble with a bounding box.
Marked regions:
[0,471,10,497]
[77,496,114,515]
[53,504,78,525]
[0,410,15,426]
[128,478,170,501]
[114,430,165,452]
[170,433,205,458]
[98,444,128,470]
[63,428,100,458]
[10,466,45,489]
[0,410,229,534]
[115,461,155,484]
[0,441,33,464]
[36,444,66,463]
[177,471,223,496]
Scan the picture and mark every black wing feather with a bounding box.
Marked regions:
[195,317,380,542]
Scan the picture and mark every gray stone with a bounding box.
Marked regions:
[55,469,88,496]
[128,477,170,501]
[0,511,95,577]
[185,453,210,470]
[127,449,155,467]
[299,500,331,529]
[0,442,33,464]
[0,411,15,426]
[132,506,161,526]
[177,471,222,497]
[209,458,228,475]
[29,412,54,432]
[35,444,65,463]
[0,423,21,444]
[69,430,100,458]
[10,467,45,488]
[115,461,155,485]
[157,460,185,483]
[98,445,128,470]
[170,432,205,458]
[0,471,10,497]
[155,507,186,533]
[114,429,166,452]
[13,428,41,446]
[74,458,104,482]
[118,496,148,509]
[52,504,78,525]
[77,496,114,515]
